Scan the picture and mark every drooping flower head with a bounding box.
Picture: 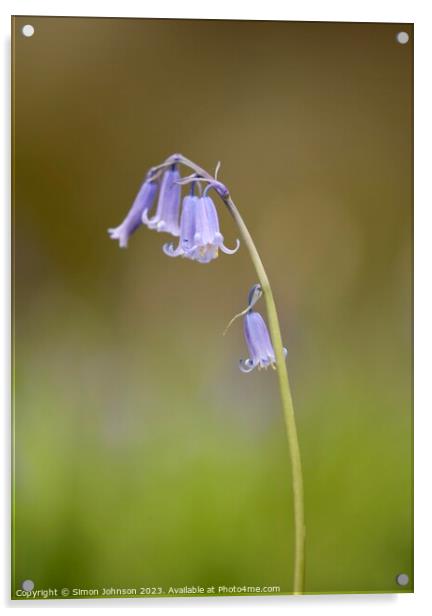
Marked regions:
[142,164,181,236]
[163,181,239,263]
[239,286,288,373]
[108,174,158,248]
[108,157,240,262]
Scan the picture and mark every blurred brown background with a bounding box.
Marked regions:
[12,17,413,597]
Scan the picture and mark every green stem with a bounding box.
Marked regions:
[226,197,306,595]
[172,155,306,593]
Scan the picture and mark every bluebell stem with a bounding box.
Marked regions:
[142,164,181,236]
[108,176,158,248]
[163,183,239,263]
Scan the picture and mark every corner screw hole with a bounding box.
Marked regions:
[22,25,35,38]
[21,579,35,591]
[396,573,409,586]
[396,31,409,45]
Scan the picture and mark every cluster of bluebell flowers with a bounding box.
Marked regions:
[108,154,287,373]
[108,160,238,263]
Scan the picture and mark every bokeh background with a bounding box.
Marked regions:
[12,17,413,597]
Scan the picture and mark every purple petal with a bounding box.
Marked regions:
[161,195,199,259]
[240,311,286,372]
[179,196,198,252]
[142,167,181,236]
[108,179,158,248]
[193,197,214,247]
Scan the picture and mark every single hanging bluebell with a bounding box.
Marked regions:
[239,286,288,373]
[142,164,181,236]
[163,183,239,263]
[108,175,158,248]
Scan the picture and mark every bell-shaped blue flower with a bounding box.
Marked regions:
[108,177,158,248]
[163,192,239,263]
[240,310,287,373]
[162,194,198,257]
[142,165,181,236]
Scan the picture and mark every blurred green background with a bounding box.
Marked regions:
[12,17,413,597]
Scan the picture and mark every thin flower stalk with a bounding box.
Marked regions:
[170,155,305,593]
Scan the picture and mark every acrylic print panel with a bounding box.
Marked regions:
[12,16,413,599]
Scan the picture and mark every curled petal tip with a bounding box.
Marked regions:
[141,209,154,225]
[162,242,173,256]
[219,237,240,255]
[239,358,255,373]
[162,242,182,258]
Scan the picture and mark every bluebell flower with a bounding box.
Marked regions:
[142,165,181,236]
[108,177,158,248]
[162,194,198,257]
[240,307,287,373]
[163,191,239,263]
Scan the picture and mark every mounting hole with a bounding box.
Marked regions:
[22,25,35,38]
[21,579,35,591]
[396,573,409,586]
[396,31,409,45]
